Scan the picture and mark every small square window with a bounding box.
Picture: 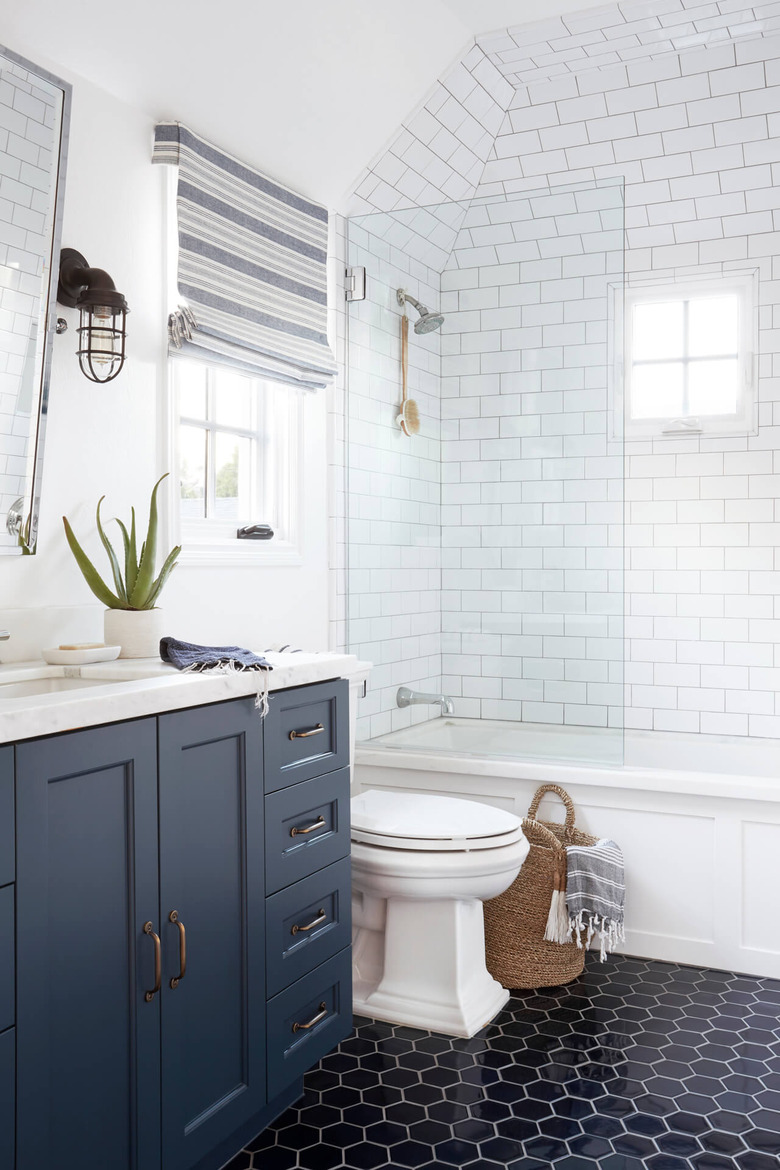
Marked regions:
[624,275,756,439]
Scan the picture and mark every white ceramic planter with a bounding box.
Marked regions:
[104,608,164,659]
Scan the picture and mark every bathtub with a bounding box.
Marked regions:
[354,716,780,980]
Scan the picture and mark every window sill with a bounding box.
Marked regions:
[179,539,303,568]
[624,418,757,442]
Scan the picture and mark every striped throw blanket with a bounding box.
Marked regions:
[566,839,625,961]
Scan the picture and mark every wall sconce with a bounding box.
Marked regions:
[56,248,129,383]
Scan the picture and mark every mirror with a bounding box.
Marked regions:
[0,44,70,555]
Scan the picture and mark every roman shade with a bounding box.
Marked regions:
[152,122,336,390]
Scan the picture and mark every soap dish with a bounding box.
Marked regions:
[42,645,122,666]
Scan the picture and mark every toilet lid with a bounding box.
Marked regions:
[351,789,524,851]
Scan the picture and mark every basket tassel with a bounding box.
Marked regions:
[544,852,571,945]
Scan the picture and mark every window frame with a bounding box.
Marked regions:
[623,273,757,441]
[171,357,304,567]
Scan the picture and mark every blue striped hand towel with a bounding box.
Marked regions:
[565,838,626,961]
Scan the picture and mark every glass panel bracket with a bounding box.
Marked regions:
[345,266,366,302]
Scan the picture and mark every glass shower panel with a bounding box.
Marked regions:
[347,180,624,768]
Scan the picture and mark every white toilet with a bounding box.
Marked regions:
[350,789,529,1038]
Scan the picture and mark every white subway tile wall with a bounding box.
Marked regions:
[477,0,780,90]
[0,62,58,549]
[439,183,624,730]
[345,214,445,741]
[333,0,780,740]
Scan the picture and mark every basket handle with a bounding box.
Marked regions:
[527,784,576,832]
[521,817,566,856]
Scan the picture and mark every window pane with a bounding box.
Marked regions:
[689,295,739,357]
[632,301,684,360]
[178,362,207,419]
[213,368,252,428]
[630,362,684,419]
[179,425,206,518]
[214,432,251,520]
[688,358,739,416]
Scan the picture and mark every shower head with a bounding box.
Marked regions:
[396,288,445,335]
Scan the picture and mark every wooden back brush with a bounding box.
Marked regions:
[397,313,420,437]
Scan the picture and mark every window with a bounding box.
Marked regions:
[624,275,756,439]
[173,359,302,564]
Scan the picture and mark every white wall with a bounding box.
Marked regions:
[0,53,330,661]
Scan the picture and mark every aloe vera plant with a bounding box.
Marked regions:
[63,474,181,610]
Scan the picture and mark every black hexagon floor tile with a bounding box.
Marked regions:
[240,954,780,1168]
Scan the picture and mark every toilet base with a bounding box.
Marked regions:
[352,895,509,1039]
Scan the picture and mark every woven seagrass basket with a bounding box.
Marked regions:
[483,784,597,990]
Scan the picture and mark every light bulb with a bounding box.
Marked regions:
[90,304,117,365]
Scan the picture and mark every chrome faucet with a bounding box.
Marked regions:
[396,686,455,716]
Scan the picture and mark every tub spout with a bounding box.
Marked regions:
[397,686,455,716]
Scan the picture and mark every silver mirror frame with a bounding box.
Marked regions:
[0,44,71,554]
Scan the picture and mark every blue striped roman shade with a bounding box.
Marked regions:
[152,122,336,390]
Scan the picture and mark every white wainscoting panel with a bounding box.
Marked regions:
[354,751,780,978]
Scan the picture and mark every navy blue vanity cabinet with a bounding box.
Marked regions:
[15,720,161,1170]
[0,747,14,1170]
[263,682,353,1099]
[10,680,353,1170]
[0,1026,14,1170]
[157,700,265,1170]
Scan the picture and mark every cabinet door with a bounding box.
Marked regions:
[158,699,265,1170]
[15,720,160,1170]
[0,1027,13,1170]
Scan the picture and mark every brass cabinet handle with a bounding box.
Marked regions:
[143,921,161,1003]
[290,815,326,838]
[169,910,187,989]
[292,1002,328,1033]
[291,909,327,936]
[289,723,324,741]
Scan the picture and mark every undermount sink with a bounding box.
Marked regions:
[0,677,120,699]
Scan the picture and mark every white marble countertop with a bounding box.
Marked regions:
[0,652,371,744]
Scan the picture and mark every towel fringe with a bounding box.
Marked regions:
[544,854,571,944]
[182,659,271,719]
[255,670,270,717]
[568,907,625,961]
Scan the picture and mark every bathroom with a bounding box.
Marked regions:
[1,0,780,1167]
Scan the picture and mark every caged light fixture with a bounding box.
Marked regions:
[56,248,129,383]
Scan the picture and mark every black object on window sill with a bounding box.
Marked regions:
[237,524,274,540]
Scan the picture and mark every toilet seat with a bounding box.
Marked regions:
[351,789,523,852]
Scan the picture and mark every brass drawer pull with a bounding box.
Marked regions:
[291,909,327,936]
[292,1002,328,1033]
[169,910,187,989]
[290,815,326,838]
[143,921,161,1003]
[289,723,324,741]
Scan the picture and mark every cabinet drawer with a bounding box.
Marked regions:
[0,886,12,1033]
[264,680,349,792]
[0,750,13,887]
[265,768,350,895]
[267,949,352,1093]
[266,856,351,997]
[0,1027,13,1170]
